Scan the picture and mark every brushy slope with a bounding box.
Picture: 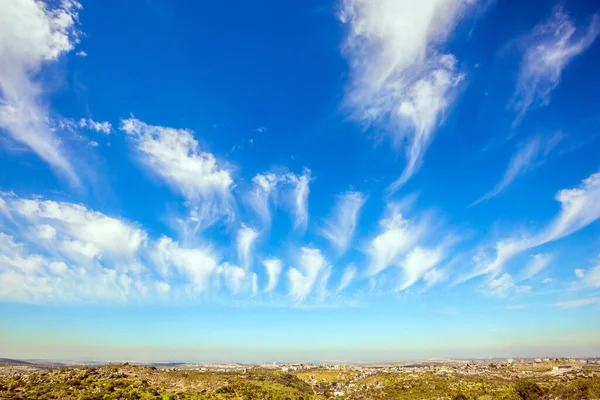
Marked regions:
[1,363,600,399]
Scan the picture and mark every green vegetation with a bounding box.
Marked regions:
[0,365,316,400]
[1,364,599,399]
[514,381,542,400]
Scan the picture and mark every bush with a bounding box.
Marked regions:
[453,394,468,400]
[514,380,542,400]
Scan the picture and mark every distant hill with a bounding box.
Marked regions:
[0,358,34,366]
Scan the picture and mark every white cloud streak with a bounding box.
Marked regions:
[248,173,280,229]
[237,225,258,269]
[512,7,600,124]
[218,262,247,295]
[337,263,357,293]
[287,247,330,302]
[121,117,234,229]
[398,246,444,291]
[319,192,366,255]
[554,296,600,309]
[154,236,219,292]
[483,271,531,298]
[473,136,549,205]
[464,170,600,282]
[0,0,82,185]
[246,169,311,232]
[519,253,552,281]
[339,0,472,189]
[575,265,600,288]
[60,118,112,135]
[263,258,282,293]
[288,169,311,232]
[366,204,428,277]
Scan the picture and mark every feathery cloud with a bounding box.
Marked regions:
[340,0,472,189]
[263,258,282,293]
[575,265,600,288]
[464,170,600,282]
[287,247,330,302]
[121,117,234,229]
[337,263,357,293]
[218,263,248,295]
[319,191,366,255]
[246,169,311,232]
[366,203,428,277]
[154,236,219,292]
[512,7,600,123]
[587,265,600,287]
[248,173,280,228]
[397,246,444,291]
[0,0,82,185]
[473,134,561,205]
[519,253,552,281]
[488,273,515,297]
[237,225,258,269]
[288,169,311,232]
[60,118,112,135]
[554,296,600,309]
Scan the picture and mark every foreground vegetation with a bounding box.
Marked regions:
[0,363,599,399]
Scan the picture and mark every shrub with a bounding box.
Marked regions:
[514,380,542,400]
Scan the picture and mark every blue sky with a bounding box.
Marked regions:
[1,0,600,362]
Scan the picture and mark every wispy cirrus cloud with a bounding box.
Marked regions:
[218,262,249,295]
[518,253,552,282]
[339,0,475,190]
[287,247,330,302]
[0,0,82,185]
[154,236,219,293]
[472,133,561,205]
[337,263,357,293]
[247,173,280,229]
[319,191,366,255]
[554,296,600,309]
[363,199,454,292]
[288,169,311,233]
[237,225,258,269]
[121,117,234,230]
[512,7,600,124]
[487,273,517,297]
[574,264,600,288]
[59,118,112,135]
[263,258,282,293]
[246,169,311,232]
[398,246,445,291]
[366,203,428,277]
[463,170,600,283]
